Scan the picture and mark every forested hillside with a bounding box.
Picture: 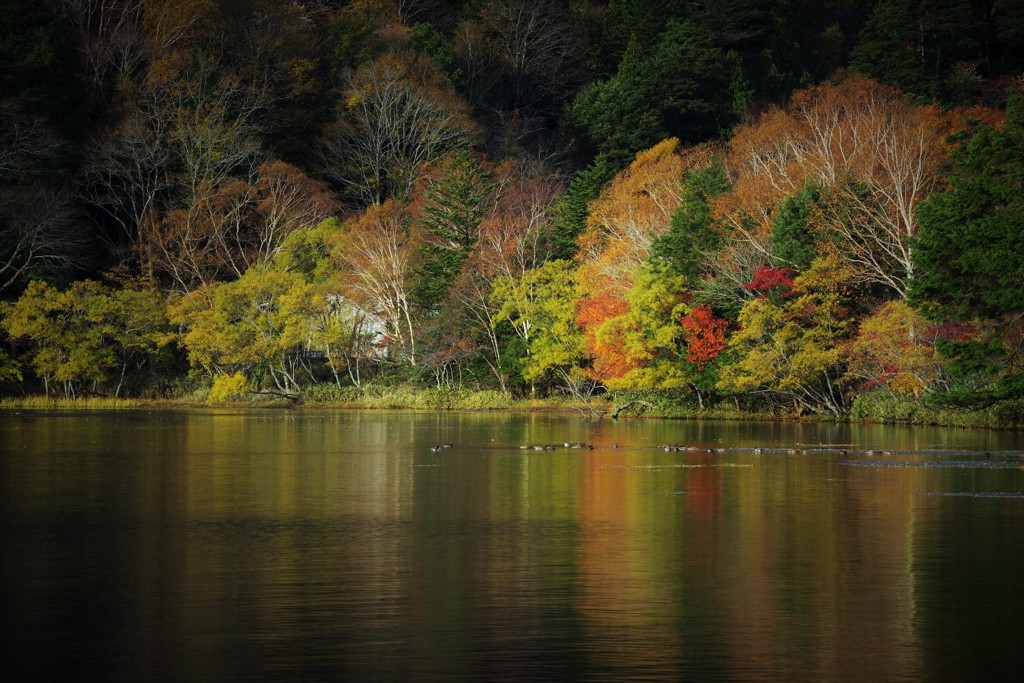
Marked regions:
[2,0,1022,420]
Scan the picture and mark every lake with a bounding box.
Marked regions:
[2,409,1023,681]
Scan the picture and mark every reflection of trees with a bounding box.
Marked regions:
[573,448,924,678]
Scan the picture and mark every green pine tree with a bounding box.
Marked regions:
[544,154,617,261]
[412,150,496,314]
[650,161,730,279]
[771,183,820,272]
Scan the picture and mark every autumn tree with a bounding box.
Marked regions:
[168,266,311,394]
[716,73,995,299]
[145,161,338,292]
[846,300,948,397]
[577,139,707,293]
[718,254,858,415]
[79,48,267,258]
[491,259,591,400]
[2,278,169,397]
[45,0,148,107]
[580,264,691,391]
[320,51,478,205]
[681,303,728,374]
[477,0,585,117]
[275,219,380,387]
[331,200,417,365]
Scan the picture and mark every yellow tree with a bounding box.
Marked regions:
[846,300,948,397]
[577,138,710,293]
[3,279,169,397]
[168,267,309,394]
[718,254,858,415]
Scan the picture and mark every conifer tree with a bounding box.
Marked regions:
[413,150,496,314]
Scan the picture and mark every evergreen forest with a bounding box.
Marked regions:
[2,0,1023,423]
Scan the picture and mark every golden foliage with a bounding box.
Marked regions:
[577,139,714,294]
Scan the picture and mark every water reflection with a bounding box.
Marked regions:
[1,411,1022,681]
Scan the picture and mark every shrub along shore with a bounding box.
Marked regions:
[2,386,1022,430]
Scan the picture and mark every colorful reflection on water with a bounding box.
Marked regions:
[2,410,1022,681]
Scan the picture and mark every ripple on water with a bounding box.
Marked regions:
[924,491,1024,499]
[839,459,1024,469]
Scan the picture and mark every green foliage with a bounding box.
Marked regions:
[412,151,496,313]
[545,154,617,260]
[850,0,993,102]
[650,160,730,277]
[0,347,21,384]
[911,94,1024,321]
[770,183,820,271]
[565,20,735,164]
[409,22,461,87]
[303,382,361,405]
[850,390,1024,428]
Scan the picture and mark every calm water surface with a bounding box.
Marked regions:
[2,410,1023,681]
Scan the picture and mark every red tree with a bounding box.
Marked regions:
[681,304,727,371]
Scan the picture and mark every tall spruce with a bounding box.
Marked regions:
[544,154,616,261]
[650,161,730,278]
[413,150,496,314]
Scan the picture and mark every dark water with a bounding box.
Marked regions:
[2,410,1023,682]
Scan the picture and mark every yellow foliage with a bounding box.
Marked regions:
[207,372,250,404]
[846,300,946,396]
[578,139,714,294]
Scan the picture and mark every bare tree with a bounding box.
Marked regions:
[79,55,266,260]
[46,0,147,104]
[145,162,338,293]
[335,201,417,364]
[320,52,478,205]
[0,102,88,292]
[479,0,582,115]
[0,187,87,293]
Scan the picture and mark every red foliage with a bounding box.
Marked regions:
[681,304,728,371]
[742,266,795,297]
[929,320,978,343]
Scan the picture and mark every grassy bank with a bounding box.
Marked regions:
[848,391,1024,429]
[0,396,149,410]
[2,386,1023,429]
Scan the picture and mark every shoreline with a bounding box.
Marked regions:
[1,391,1022,430]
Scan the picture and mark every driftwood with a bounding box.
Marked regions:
[612,400,655,419]
[247,390,300,403]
